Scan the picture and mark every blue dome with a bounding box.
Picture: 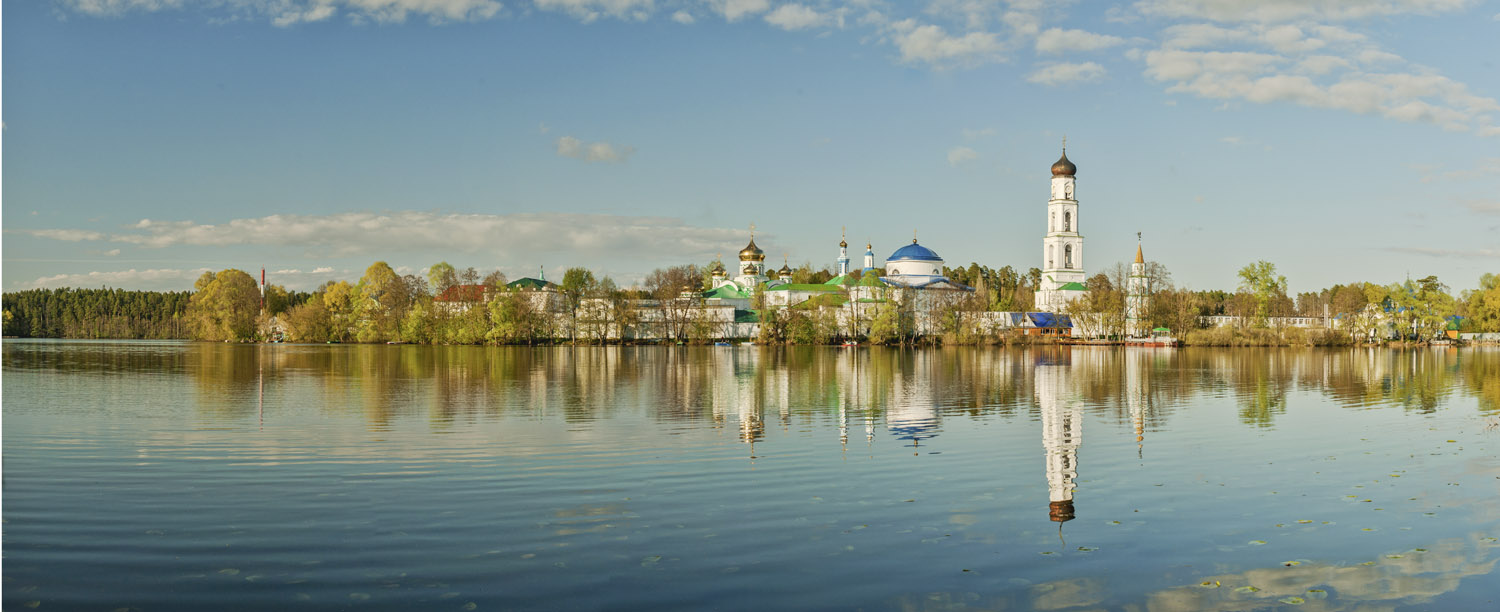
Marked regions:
[887,241,942,262]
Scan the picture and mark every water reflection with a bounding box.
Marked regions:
[1037,349,1081,523]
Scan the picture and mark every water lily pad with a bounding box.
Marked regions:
[641,556,662,567]
[1248,540,1267,545]
[1305,589,1328,599]
[462,603,477,611]
[1296,519,1313,524]
[1234,585,1260,594]
[1283,560,1301,566]
[1386,554,1404,559]
[1279,596,1305,605]
[218,569,240,576]
[1107,520,1121,525]
[1198,580,1220,588]
[1077,546,1097,551]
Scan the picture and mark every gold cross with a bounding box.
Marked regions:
[749,223,756,239]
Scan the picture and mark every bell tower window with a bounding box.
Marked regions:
[1064,245,1073,269]
[1063,211,1071,232]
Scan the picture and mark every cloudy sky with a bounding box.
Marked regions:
[4,0,1498,294]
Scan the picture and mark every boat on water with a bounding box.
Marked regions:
[714,341,733,346]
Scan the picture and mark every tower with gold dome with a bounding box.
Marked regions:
[1036,144,1088,313]
[733,230,769,289]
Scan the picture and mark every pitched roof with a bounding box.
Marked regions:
[766,283,842,292]
[1058,281,1088,291]
[702,285,749,300]
[434,284,487,302]
[507,277,555,290]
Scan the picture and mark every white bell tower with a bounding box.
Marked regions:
[1037,141,1087,313]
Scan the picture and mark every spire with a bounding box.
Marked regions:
[539,265,545,281]
[840,226,848,248]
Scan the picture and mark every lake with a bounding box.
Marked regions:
[3,341,1498,611]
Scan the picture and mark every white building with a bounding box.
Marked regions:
[1036,146,1088,313]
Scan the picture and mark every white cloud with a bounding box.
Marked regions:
[1386,246,1500,259]
[23,212,751,263]
[671,10,694,24]
[25,268,213,290]
[947,146,979,166]
[556,135,636,162]
[59,0,505,25]
[534,0,654,23]
[887,19,1003,68]
[19,229,108,241]
[103,249,122,256]
[1034,28,1127,54]
[764,4,824,31]
[710,0,769,22]
[1135,0,1477,23]
[1026,61,1106,85]
[1462,199,1500,214]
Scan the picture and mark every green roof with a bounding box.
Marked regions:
[857,274,885,287]
[1058,281,1088,291]
[791,294,849,310]
[507,277,555,290]
[702,285,748,300]
[855,298,888,304]
[1152,327,1171,332]
[824,274,850,286]
[766,283,842,292]
[734,309,760,323]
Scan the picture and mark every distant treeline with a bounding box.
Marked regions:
[3,288,195,339]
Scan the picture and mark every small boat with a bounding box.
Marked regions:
[714,341,732,346]
[840,341,859,347]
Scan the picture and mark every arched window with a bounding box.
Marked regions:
[1064,211,1071,232]
[1050,212,1055,231]
[1064,245,1073,269]
[1047,246,1054,268]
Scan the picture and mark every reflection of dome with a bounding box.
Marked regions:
[1049,500,1075,522]
[887,240,942,262]
[739,239,765,261]
[1051,150,1077,177]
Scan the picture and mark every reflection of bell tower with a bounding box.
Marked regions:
[1126,349,1148,458]
[1037,351,1081,522]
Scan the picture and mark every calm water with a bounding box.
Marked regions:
[4,341,1498,611]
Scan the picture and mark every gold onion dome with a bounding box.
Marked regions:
[1051,150,1077,177]
[710,260,726,273]
[779,264,792,275]
[839,238,848,248]
[739,239,765,261]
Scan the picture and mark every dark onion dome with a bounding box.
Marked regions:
[739,239,765,261]
[778,264,792,275]
[1051,150,1076,177]
[709,260,726,273]
[887,240,943,262]
[839,238,848,248]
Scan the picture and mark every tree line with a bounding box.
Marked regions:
[6,260,1498,345]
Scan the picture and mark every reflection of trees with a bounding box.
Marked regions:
[178,344,1492,429]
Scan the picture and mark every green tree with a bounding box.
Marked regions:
[560,267,597,343]
[1236,260,1287,325]
[428,262,458,296]
[186,269,261,341]
[1465,273,1500,332]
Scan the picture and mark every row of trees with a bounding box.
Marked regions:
[2,287,194,339]
[7,259,1498,344]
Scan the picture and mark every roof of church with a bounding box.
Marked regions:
[887,240,942,262]
[702,285,749,300]
[1058,281,1088,291]
[507,277,555,291]
[1135,244,1144,264]
[1051,149,1077,177]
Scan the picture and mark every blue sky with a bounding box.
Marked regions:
[4,0,1498,295]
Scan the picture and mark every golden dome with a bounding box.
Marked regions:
[1051,149,1076,177]
[739,239,765,261]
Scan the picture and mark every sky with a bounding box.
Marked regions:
[3,0,1499,296]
